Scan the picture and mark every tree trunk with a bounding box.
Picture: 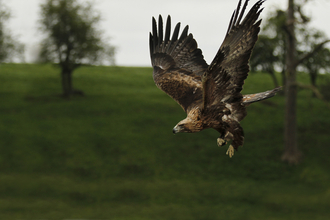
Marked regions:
[282,0,302,164]
[61,68,73,97]
[61,67,84,98]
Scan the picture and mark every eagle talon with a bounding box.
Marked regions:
[226,145,235,158]
[217,138,227,147]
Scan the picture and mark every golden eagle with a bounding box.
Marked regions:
[149,0,280,157]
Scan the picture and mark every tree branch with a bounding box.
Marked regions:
[296,82,330,108]
[296,40,330,67]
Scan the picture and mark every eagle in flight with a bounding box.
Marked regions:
[149,0,280,157]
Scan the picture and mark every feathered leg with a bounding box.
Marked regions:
[227,123,244,158]
[216,121,244,158]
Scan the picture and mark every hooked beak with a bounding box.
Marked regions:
[172,125,182,134]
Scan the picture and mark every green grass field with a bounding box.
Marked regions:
[0,63,329,219]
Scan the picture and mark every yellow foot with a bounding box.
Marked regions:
[217,138,227,147]
[226,145,235,158]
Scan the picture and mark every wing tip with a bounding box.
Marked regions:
[227,0,265,34]
[242,86,282,105]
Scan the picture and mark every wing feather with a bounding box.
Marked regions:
[164,16,171,46]
[171,22,180,42]
[158,15,163,47]
[233,0,242,26]
[150,15,208,113]
[203,0,265,108]
[236,0,249,26]
[152,17,158,50]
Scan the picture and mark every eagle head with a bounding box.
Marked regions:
[173,108,203,134]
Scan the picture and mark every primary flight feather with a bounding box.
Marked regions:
[149,0,280,157]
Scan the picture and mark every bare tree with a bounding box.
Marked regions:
[282,0,329,164]
[282,0,301,164]
[251,0,330,164]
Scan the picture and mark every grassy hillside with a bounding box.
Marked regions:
[0,63,329,219]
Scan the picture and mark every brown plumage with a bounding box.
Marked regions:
[149,0,281,157]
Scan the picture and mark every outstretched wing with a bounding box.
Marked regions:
[203,0,264,108]
[150,15,208,113]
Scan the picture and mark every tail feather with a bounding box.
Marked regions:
[242,87,282,105]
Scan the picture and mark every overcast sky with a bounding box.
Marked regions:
[5,0,330,66]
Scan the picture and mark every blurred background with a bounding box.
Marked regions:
[4,0,330,66]
[0,0,330,219]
